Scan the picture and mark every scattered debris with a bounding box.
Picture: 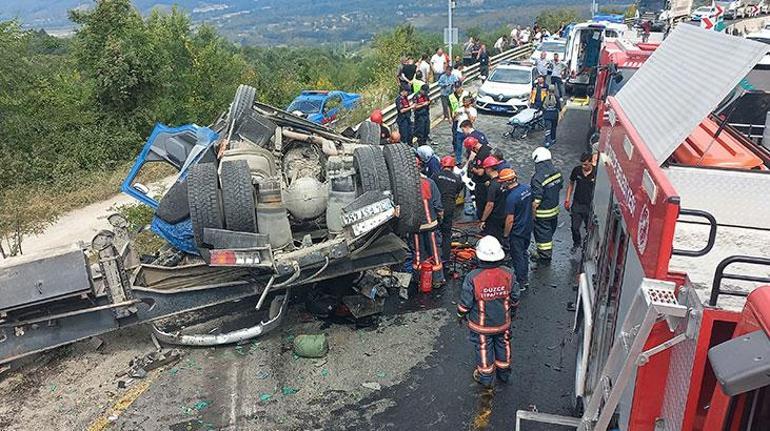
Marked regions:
[87,336,105,351]
[259,393,273,403]
[193,400,210,411]
[320,369,330,377]
[293,334,329,358]
[361,382,382,391]
[281,386,299,396]
[375,371,387,379]
[255,370,270,380]
[313,359,327,367]
[566,302,577,312]
[117,349,183,381]
[150,332,162,351]
[342,295,384,319]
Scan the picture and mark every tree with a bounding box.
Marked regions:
[0,187,60,256]
[536,8,583,33]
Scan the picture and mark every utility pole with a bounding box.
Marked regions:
[448,0,454,62]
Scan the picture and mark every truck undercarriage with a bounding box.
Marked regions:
[0,86,421,365]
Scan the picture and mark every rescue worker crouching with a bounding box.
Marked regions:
[457,236,519,387]
[530,147,562,262]
[395,84,414,145]
[413,157,446,288]
[432,155,464,267]
[416,145,441,179]
[479,156,509,243]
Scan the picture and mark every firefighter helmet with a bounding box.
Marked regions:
[482,156,501,169]
[498,168,517,182]
[532,146,552,163]
[440,155,456,168]
[463,136,479,150]
[476,235,505,262]
[416,145,434,162]
[369,109,383,124]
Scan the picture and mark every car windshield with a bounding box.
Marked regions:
[488,68,532,84]
[538,42,566,54]
[608,68,637,96]
[696,7,713,12]
[287,99,322,114]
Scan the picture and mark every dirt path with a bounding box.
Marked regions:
[19,177,175,256]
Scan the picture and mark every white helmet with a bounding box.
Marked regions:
[532,146,552,163]
[476,235,505,262]
[416,145,434,162]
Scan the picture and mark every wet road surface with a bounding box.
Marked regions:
[327,104,594,430]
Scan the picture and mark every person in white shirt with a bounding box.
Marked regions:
[549,52,568,101]
[520,27,531,44]
[430,48,447,80]
[452,64,464,82]
[417,54,431,83]
[494,36,507,55]
[510,26,520,46]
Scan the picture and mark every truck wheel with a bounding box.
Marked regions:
[228,85,256,128]
[220,160,257,233]
[353,146,389,194]
[382,143,422,234]
[187,162,224,248]
[156,179,190,224]
[357,121,381,145]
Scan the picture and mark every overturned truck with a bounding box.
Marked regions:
[0,85,422,364]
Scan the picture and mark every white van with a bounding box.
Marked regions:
[563,21,629,95]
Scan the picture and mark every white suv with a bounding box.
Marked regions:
[476,62,534,114]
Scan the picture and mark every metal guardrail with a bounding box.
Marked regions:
[381,43,534,126]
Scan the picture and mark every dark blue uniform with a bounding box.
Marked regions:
[413,93,431,145]
[432,168,464,263]
[504,183,533,287]
[395,95,412,145]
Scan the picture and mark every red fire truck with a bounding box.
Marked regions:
[516,25,770,431]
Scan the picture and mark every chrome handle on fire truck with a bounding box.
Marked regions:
[709,255,770,307]
[672,208,717,257]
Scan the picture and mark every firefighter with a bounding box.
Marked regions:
[462,135,491,167]
[416,145,441,178]
[457,235,519,387]
[368,109,391,143]
[413,157,446,288]
[395,84,413,145]
[530,147,563,262]
[501,168,533,291]
[479,156,510,242]
[432,155,464,265]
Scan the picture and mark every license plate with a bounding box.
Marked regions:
[490,105,507,112]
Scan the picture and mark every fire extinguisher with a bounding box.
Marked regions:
[419,260,433,294]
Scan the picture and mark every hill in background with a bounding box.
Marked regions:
[3,0,631,45]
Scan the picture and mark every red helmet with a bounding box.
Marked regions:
[440,155,456,168]
[369,109,383,124]
[482,156,501,169]
[463,136,479,150]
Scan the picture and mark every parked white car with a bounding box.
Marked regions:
[691,6,716,21]
[529,39,568,62]
[746,31,770,69]
[476,62,534,114]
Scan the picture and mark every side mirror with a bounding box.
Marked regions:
[614,72,624,84]
[132,183,150,195]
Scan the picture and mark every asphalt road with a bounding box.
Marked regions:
[326,105,592,431]
[0,102,592,431]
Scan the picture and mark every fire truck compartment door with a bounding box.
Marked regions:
[708,329,770,396]
[614,25,769,165]
[664,166,770,229]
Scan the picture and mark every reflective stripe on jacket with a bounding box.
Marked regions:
[457,265,518,334]
[531,160,563,219]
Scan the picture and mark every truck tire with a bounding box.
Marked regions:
[357,121,381,145]
[156,179,190,224]
[382,143,422,234]
[187,162,224,248]
[220,160,257,233]
[228,85,256,128]
[353,146,389,194]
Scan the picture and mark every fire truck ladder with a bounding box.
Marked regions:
[515,278,690,431]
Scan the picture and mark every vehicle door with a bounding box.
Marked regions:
[321,94,342,125]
